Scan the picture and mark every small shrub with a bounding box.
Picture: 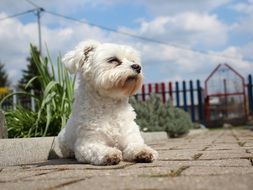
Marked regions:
[130,94,193,137]
[5,106,44,138]
[1,45,75,137]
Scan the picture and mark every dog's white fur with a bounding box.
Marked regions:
[57,40,158,165]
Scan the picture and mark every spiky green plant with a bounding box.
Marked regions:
[0,45,75,138]
[130,94,193,137]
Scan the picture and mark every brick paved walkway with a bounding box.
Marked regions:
[1,129,253,190]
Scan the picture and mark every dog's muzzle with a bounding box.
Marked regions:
[131,64,141,74]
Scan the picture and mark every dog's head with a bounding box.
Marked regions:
[62,40,143,98]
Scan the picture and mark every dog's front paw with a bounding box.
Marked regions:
[104,152,122,165]
[123,144,158,163]
[102,149,122,165]
[135,149,156,163]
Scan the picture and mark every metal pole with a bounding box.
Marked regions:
[223,79,228,119]
[182,80,188,112]
[189,80,195,122]
[175,81,180,108]
[36,8,44,53]
[31,89,35,112]
[248,74,253,115]
[197,80,203,122]
[141,84,145,101]
[161,83,166,104]
[13,89,17,111]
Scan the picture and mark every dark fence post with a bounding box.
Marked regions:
[148,83,152,94]
[155,83,159,93]
[248,74,253,114]
[168,82,173,101]
[182,81,188,111]
[197,80,204,122]
[175,81,180,107]
[141,84,145,101]
[189,80,195,122]
[161,82,166,104]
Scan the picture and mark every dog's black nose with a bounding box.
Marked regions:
[131,64,141,73]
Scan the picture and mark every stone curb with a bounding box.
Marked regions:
[0,129,207,167]
[0,137,58,167]
[187,128,209,136]
[0,132,169,167]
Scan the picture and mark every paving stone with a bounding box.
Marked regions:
[25,165,182,181]
[200,151,252,160]
[239,138,253,141]
[158,149,198,160]
[17,158,251,171]
[182,166,253,176]
[0,169,56,182]
[243,148,253,153]
[21,159,134,171]
[2,175,253,190]
[214,139,238,144]
[207,144,243,150]
[58,175,253,190]
[172,144,210,151]
[202,149,247,154]
[0,178,85,190]
[157,159,251,167]
[244,142,253,147]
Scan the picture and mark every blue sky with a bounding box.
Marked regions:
[0,0,253,86]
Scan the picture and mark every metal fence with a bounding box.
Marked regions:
[135,80,204,123]
[0,89,36,111]
[1,74,253,127]
[136,74,253,127]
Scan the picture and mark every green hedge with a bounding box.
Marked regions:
[130,94,193,137]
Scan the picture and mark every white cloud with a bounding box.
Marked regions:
[120,12,229,48]
[229,0,253,38]
[0,12,110,85]
[209,47,252,73]
[133,41,252,84]
[0,0,252,87]
[239,42,253,61]
[1,9,251,87]
[231,0,253,14]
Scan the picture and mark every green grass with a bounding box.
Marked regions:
[0,45,75,138]
[238,141,246,147]
[139,166,190,177]
[192,153,203,160]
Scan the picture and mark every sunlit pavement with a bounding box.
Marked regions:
[1,129,253,190]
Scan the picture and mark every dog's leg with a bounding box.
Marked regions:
[74,140,122,165]
[122,125,158,163]
[57,128,74,158]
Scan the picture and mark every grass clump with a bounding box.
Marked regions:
[0,45,75,138]
[192,153,203,160]
[238,141,246,147]
[130,94,193,138]
[140,166,190,178]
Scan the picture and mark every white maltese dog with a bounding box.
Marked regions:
[57,40,158,165]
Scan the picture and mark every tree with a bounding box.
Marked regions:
[0,62,10,87]
[18,45,42,92]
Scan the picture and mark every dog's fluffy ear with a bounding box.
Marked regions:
[62,40,100,73]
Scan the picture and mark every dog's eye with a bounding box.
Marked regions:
[107,57,121,65]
